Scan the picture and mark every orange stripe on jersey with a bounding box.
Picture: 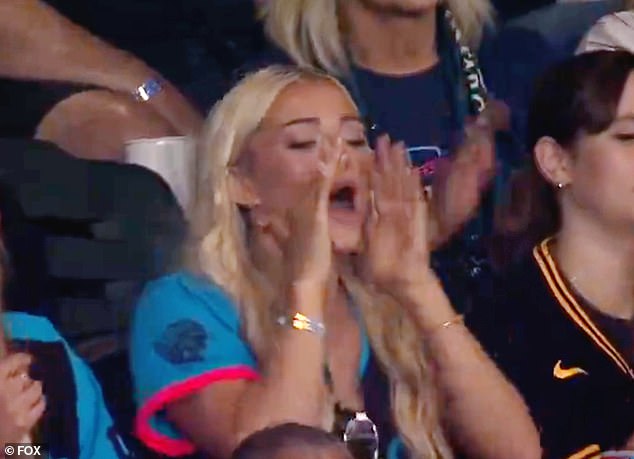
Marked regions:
[566,444,601,459]
[533,239,634,379]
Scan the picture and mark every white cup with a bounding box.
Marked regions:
[124,136,197,217]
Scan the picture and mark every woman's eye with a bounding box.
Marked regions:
[347,139,369,149]
[289,140,317,150]
[614,133,634,142]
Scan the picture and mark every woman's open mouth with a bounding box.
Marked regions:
[328,181,363,224]
[329,184,355,210]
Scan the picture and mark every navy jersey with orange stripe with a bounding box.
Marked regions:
[467,239,634,459]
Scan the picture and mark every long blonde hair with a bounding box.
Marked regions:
[264,0,494,76]
[189,65,452,458]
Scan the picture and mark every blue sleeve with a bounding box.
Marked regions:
[129,272,258,456]
[65,348,131,459]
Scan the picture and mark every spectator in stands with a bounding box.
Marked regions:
[130,66,539,459]
[469,51,634,458]
[0,228,128,458]
[231,423,353,459]
[255,0,542,313]
[0,0,203,161]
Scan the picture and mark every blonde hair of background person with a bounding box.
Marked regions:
[264,0,494,76]
[163,65,541,459]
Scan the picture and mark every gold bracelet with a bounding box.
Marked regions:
[277,312,326,336]
[427,314,465,337]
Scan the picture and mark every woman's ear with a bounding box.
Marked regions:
[534,137,573,187]
[227,167,260,208]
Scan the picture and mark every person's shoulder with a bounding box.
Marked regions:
[2,312,61,343]
[136,270,241,330]
[482,23,561,66]
[142,271,231,303]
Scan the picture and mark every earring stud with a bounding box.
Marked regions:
[556,183,565,189]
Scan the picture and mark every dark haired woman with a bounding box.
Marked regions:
[468,50,634,458]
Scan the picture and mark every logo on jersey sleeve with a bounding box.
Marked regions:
[153,319,208,365]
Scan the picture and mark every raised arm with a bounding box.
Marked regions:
[400,279,541,459]
[360,134,541,459]
[0,0,202,135]
[146,142,343,458]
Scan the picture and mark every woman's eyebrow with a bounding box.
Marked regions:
[282,114,362,127]
[282,117,320,127]
[260,114,363,129]
[613,113,634,123]
[340,115,364,123]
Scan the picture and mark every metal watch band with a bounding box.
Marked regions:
[133,78,163,102]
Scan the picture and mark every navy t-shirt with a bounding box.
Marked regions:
[352,63,456,170]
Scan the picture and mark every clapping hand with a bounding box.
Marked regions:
[356,135,434,301]
[427,117,495,249]
[0,353,45,446]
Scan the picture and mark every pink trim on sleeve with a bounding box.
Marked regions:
[135,365,259,457]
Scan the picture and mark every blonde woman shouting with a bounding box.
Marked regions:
[130,66,539,459]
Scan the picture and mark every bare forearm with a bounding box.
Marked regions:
[234,334,326,440]
[403,281,541,459]
[0,0,152,91]
[232,285,328,445]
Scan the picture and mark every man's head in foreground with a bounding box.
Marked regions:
[231,423,354,459]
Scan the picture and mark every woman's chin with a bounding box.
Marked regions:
[330,230,363,254]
